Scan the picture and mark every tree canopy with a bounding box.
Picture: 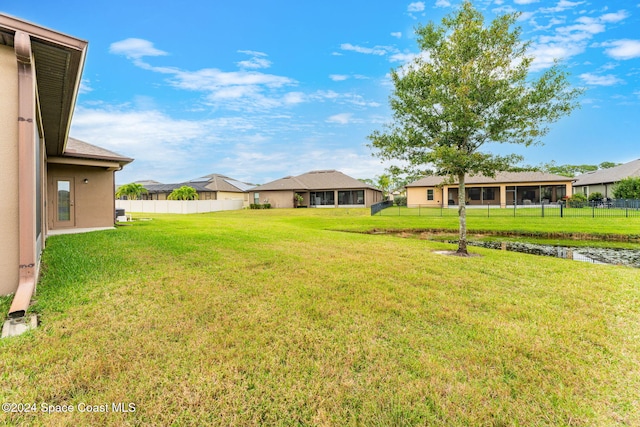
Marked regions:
[167,186,199,200]
[368,1,582,254]
[613,177,640,200]
[116,183,147,200]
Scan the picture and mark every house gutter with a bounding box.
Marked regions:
[8,31,37,318]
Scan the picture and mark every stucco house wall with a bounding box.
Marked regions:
[253,190,295,208]
[47,164,117,229]
[406,173,573,208]
[0,44,20,296]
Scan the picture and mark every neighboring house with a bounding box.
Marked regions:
[0,14,132,318]
[250,170,383,208]
[139,173,254,205]
[406,172,574,208]
[572,159,640,198]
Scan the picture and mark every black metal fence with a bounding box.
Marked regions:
[371,200,394,216]
[374,199,640,218]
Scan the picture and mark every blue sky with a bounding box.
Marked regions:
[3,1,640,185]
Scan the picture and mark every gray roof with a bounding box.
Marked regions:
[251,170,381,192]
[64,137,133,165]
[406,171,574,187]
[573,159,640,187]
[143,173,254,194]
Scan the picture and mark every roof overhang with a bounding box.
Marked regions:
[48,156,125,171]
[0,13,87,156]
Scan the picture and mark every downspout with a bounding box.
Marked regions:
[8,31,37,318]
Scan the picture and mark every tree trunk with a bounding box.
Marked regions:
[457,173,468,255]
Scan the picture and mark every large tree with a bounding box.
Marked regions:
[368,1,581,255]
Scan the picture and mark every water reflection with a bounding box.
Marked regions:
[464,241,638,267]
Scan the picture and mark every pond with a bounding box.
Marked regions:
[367,230,640,268]
[462,241,640,267]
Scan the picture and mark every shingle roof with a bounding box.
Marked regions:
[406,171,574,187]
[64,137,133,165]
[251,170,380,191]
[573,159,640,186]
[142,173,254,194]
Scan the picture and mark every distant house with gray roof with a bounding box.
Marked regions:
[572,159,640,199]
[250,170,384,208]
[138,173,254,205]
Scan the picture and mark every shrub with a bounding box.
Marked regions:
[250,203,272,209]
[588,192,603,202]
[613,177,640,200]
[394,196,407,206]
[568,193,587,208]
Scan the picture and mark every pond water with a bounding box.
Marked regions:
[460,241,640,268]
[368,230,640,268]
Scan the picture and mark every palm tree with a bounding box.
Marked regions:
[116,183,147,200]
[167,186,199,200]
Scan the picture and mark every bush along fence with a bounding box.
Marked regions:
[372,199,640,218]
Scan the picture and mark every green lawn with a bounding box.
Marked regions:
[2,209,640,426]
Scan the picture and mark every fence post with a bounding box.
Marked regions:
[487,203,490,218]
[560,203,563,218]
[541,202,544,218]
[592,202,595,218]
[627,200,629,218]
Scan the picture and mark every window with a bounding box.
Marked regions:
[310,191,334,206]
[338,190,364,205]
[427,189,434,201]
[469,188,481,200]
[483,188,495,200]
[253,192,259,205]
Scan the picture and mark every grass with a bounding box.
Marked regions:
[1,209,640,426]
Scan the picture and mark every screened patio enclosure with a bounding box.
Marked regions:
[447,184,568,206]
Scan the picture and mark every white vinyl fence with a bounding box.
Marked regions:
[116,199,244,214]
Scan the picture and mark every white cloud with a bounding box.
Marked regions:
[528,9,629,71]
[389,52,418,63]
[282,92,305,105]
[329,74,349,81]
[326,113,353,124]
[529,43,585,71]
[109,38,168,59]
[236,50,272,69]
[110,39,302,111]
[340,43,390,56]
[391,32,402,38]
[599,10,629,23]
[407,2,425,12]
[602,39,640,60]
[435,0,451,7]
[579,73,623,86]
[541,1,585,13]
[514,0,539,4]
[71,106,256,182]
[79,79,92,94]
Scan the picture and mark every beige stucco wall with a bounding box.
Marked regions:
[407,186,443,208]
[0,45,20,295]
[574,183,613,198]
[48,164,116,229]
[408,181,573,208]
[252,190,294,208]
